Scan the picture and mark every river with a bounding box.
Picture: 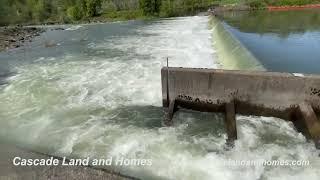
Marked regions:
[219,9,320,74]
[0,15,319,180]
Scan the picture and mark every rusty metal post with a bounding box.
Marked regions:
[164,99,177,126]
[225,100,237,147]
[166,57,169,107]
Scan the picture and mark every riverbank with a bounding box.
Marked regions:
[211,0,320,12]
[0,26,45,52]
[268,3,320,10]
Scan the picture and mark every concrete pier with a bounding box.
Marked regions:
[161,67,320,148]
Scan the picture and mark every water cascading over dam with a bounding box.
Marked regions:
[209,17,264,71]
[0,16,319,179]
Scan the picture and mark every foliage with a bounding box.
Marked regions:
[2,0,320,25]
[246,0,267,8]
[102,10,144,20]
[0,0,218,25]
[67,5,83,20]
[139,0,161,15]
[86,0,102,17]
[160,0,216,17]
[0,0,104,25]
[66,0,102,20]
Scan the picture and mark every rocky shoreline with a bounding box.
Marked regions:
[0,26,45,52]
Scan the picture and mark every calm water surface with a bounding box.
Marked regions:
[221,10,320,74]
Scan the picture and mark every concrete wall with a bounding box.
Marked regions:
[162,67,320,120]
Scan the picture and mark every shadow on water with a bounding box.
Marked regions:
[0,60,14,86]
[105,105,226,138]
[0,72,12,86]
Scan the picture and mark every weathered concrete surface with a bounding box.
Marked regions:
[161,67,320,146]
[0,142,135,180]
[298,102,320,148]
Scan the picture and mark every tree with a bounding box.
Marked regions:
[85,0,102,17]
[160,0,174,17]
[66,0,102,21]
[67,5,83,20]
[139,0,160,15]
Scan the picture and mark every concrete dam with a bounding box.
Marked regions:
[161,17,320,149]
[1,14,320,179]
[161,67,320,149]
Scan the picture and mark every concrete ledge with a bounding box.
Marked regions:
[161,67,320,147]
[298,102,320,148]
[162,68,320,116]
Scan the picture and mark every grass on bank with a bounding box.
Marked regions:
[68,0,320,23]
[217,0,320,8]
[244,0,320,8]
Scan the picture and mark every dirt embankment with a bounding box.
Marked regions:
[0,26,45,51]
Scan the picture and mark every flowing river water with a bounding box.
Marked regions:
[0,16,319,180]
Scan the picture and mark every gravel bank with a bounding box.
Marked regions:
[0,26,45,51]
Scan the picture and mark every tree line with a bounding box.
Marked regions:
[3,0,318,25]
[0,0,104,24]
[0,0,218,25]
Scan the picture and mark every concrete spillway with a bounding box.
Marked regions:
[209,17,265,71]
[162,67,320,148]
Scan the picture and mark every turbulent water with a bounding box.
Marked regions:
[0,16,319,180]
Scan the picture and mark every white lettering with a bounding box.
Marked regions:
[12,157,60,166]
[13,157,21,166]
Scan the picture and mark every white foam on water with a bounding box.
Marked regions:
[293,73,304,77]
[65,25,83,31]
[0,16,319,180]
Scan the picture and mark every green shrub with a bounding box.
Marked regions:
[67,5,83,20]
[85,0,102,17]
[139,0,161,15]
[247,0,267,8]
[103,10,144,20]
